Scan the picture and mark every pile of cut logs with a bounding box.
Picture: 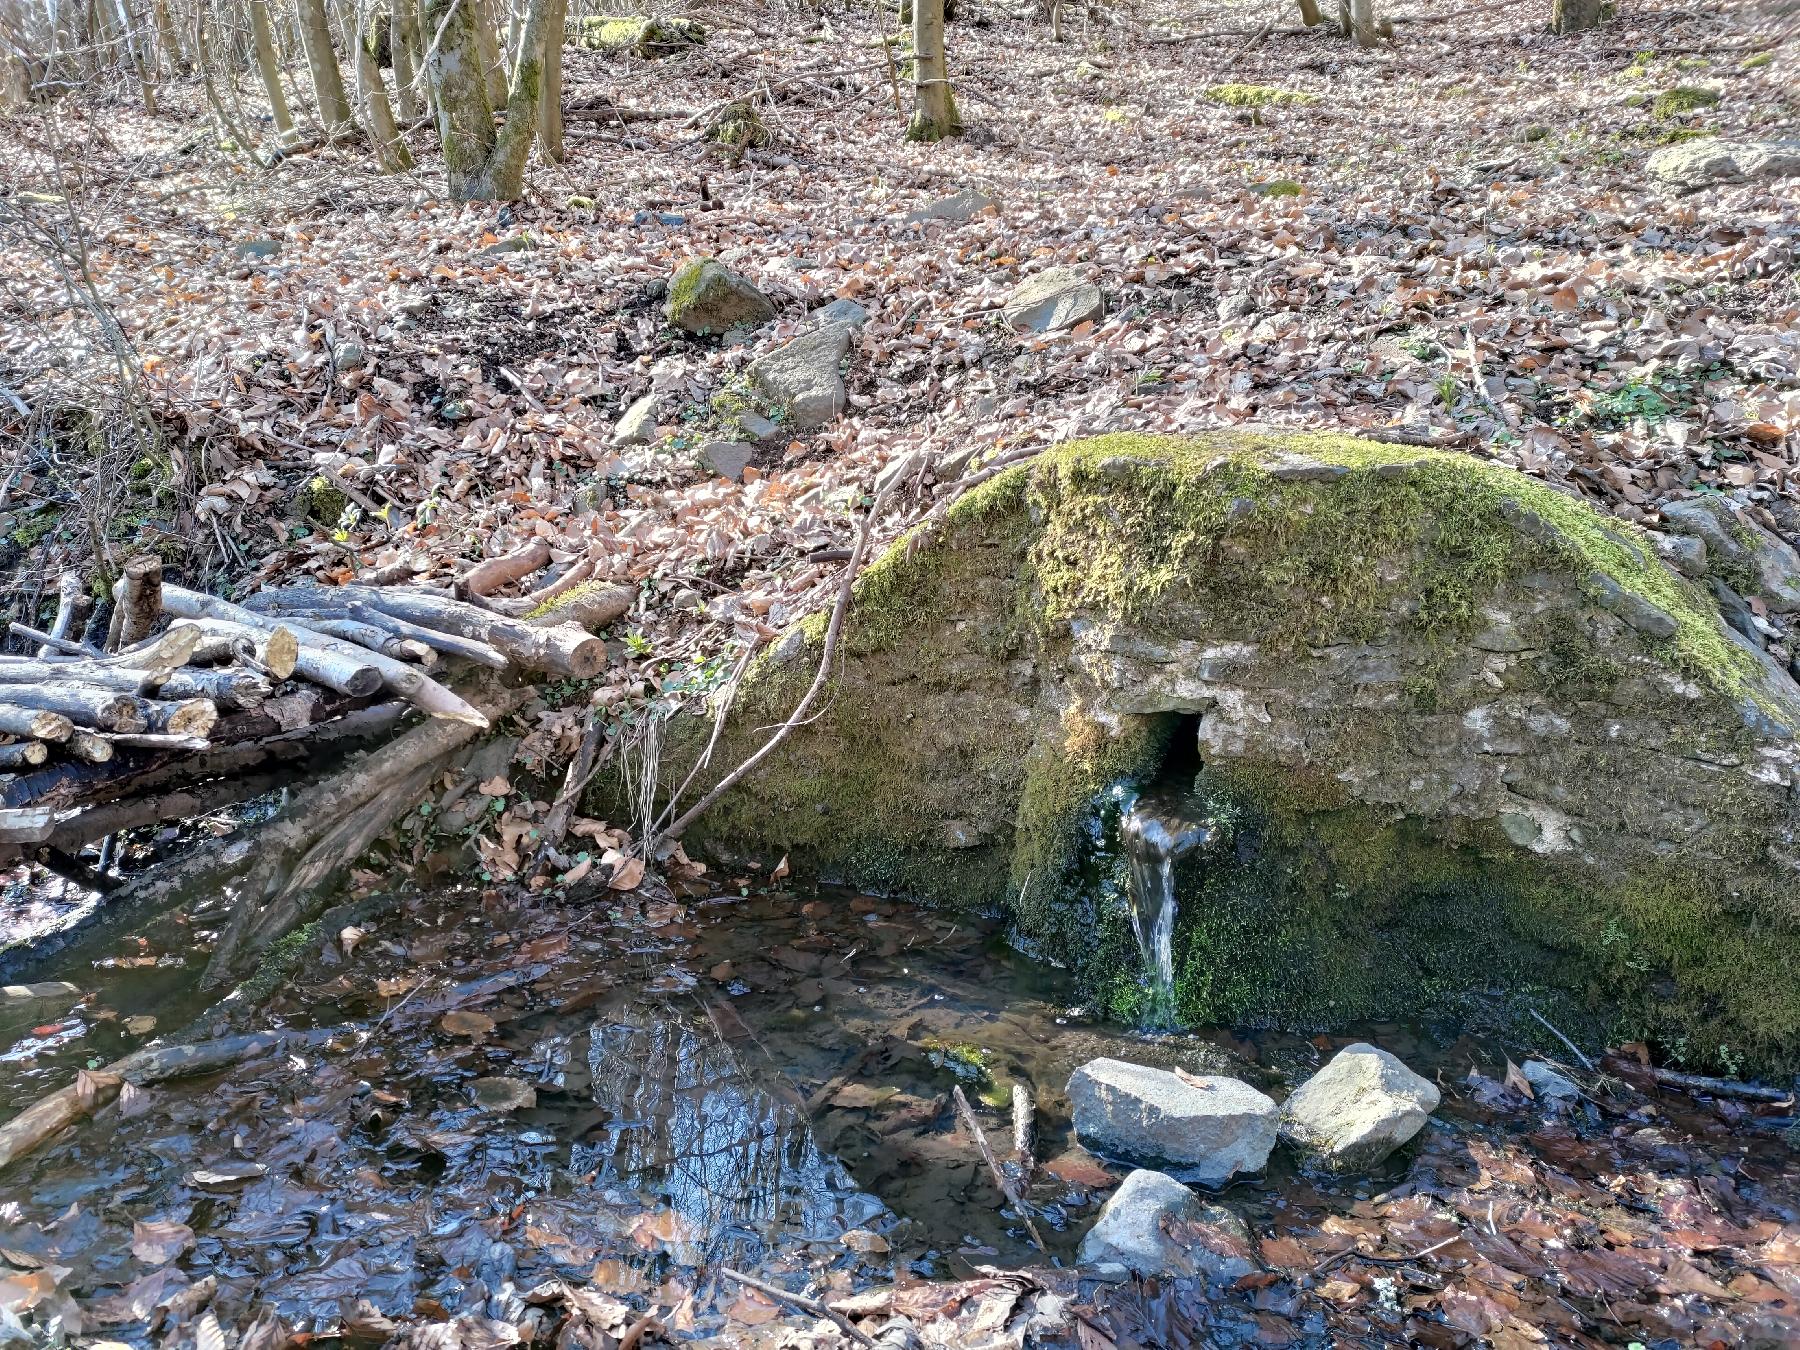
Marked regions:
[0,541,630,871]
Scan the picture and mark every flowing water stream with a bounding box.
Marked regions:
[1118,787,1216,1029]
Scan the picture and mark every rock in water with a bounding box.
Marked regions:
[1067,1057,1278,1185]
[1279,1043,1439,1172]
[1077,1168,1257,1280]
[665,258,775,337]
[1521,1060,1581,1104]
[748,322,856,427]
[1646,139,1800,191]
[1003,267,1105,333]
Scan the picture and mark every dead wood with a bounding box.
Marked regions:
[156,667,271,710]
[301,616,438,665]
[38,571,86,657]
[115,553,165,647]
[0,741,48,768]
[66,731,116,763]
[187,619,300,679]
[0,705,74,741]
[147,698,219,738]
[1012,1082,1036,1181]
[45,770,291,851]
[461,537,550,596]
[0,683,149,731]
[951,1084,1049,1254]
[248,584,607,679]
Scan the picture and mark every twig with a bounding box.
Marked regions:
[1648,1066,1793,1104]
[1314,1230,1465,1273]
[1208,16,1276,80]
[1528,1008,1595,1072]
[645,474,895,855]
[719,1269,875,1348]
[951,1085,1049,1255]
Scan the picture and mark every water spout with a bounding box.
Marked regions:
[1119,792,1216,1030]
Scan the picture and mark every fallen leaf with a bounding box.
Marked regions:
[131,1220,195,1265]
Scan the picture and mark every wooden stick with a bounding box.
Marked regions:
[0,1028,342,1174]
[102,732,213,750]
[951,1085,1048,1255]
[1649,1067,1792,1104]
[347,602,507,667]
[46,771,290,851]
[719,1270,874,1348]
[461,537,550,596]
[1012,1082,1036,1182]
[534,705,607,869]
[300,617,437,665]
[12,621,96,659]
[187,620,299,680]
[38,571,86,657]
[1528,1008,1595,1072]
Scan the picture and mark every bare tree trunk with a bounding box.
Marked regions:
[1348,0,1377,47]
[296,0,356,137]
[153,0,188,73]
[906,0,958,143]
[537,0,565,162]
[1552,0,1605,33]
[249,0,296,142]
[352,6,412,169]
[390,0,420,120]
[1297,0,1322,25]
[474,0,508,106]
[422,0,552,199]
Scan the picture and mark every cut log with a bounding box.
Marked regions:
[462,537,551,596]
[66,731,115,764]
[0,741,48,768]
[497,580,634,634]
[0,662,162,694]
[249,584,606,678]
[161,586,486,724]
[157,668,271,710]
[187,619,300,680]
[0,805,55,843]
[147,698,219,738]
[0,705,73,741]
[45,771,290,852]
[0,684,148,731]
[299,617,435,664]
[107,622,203,672]
[116,554,165,647]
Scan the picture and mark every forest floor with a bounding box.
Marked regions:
[3,0,1800,1344]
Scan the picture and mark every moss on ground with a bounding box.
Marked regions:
[642,432,1799,1071]
[578,16,705,55]
[1652,85,1721,119]
[1205,84,1320,108]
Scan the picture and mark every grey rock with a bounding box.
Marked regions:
[1589,574,1678,639]
[1521,1060,1581,1104]
[666,258,776,337]
[1652,531,1708,579]
[702,440,755,481]
[1647,138,1800,191]
[813,298,870,329]
[480,234,532,256]
[611,392,667,447]
[1664,495,1800,612]
[1076,1169,1257,1281]
[735,410,783,442]
[1067,1057,1278,1185]
[1278,1043,1440,1173]
[748,321,856,427]
[1003,267,1106,334]
[1710,578,1763,647]
[1217,292,1255,322]
[904,187,995,225]
[331,341,366,372]
[234,238,282,260]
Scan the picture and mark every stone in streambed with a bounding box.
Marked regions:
[1077,1168,1257,1280]
[665,258,775,337]
[1278,1043,1439,1172]
[1066,1057,1277,1185]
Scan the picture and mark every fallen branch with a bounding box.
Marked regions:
[1528,1008,1595,1072]
[1012,1082,1037,1182]
[461,537,550,596]
[1649,1066,1792,1104]
[719,1269,875,1348]
[951,1084,1048,1255]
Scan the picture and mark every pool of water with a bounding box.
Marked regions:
[4,874,1798,1346]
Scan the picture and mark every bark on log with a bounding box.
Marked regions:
[157,668,271,710]
[39,571,85,657]
[147,698,219,738]
[503,581,635,634]
[461,537,550,596]
[0,705,73,741]
[0,662,161,694]
[301,617,436,665]
[0,741,48,768]
[161,587,485,723]
[46,771,289,851]
[116,554,164,647]
[249,585,606,678]
[276,603,505,668]
[187,619,299,680]
[0,685,148,731]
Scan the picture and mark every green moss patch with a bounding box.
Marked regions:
[1652,85,1720,119]
[1205,84,1320,108]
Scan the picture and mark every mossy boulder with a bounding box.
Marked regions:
[577,15,705,55]
[646,432,1800,1071]
[665,258,775,338]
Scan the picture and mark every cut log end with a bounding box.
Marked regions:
[265,626,299,681]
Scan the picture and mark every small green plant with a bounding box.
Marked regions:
[1652,86,1720,120]
[1399,329,1439,361]
[623,631,653,657]
[1434,373,1460,408]
[1204,84,1320,109]
[1251,179,1304,198]
[1742,51,1774,70]
[1593,379,1674,425]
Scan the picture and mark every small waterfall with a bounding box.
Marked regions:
[1119,791,1216,1030]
